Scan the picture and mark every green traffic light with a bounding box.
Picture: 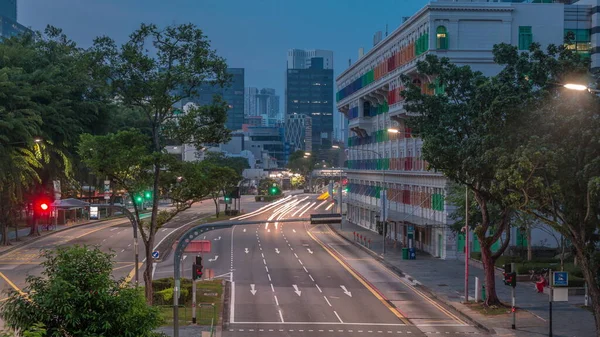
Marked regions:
[144,191,151,199]
[135,196,143,203]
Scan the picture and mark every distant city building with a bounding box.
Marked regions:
[219,126,289,168]
[257,88,280,119]
[244,87,259,116]
[285,49,334,149]
[287,49,333,70]
[244,115,263,127]
[285,113,312,153]
[0,0,29,39]
[0,0,16,21]
[183,68,245,131]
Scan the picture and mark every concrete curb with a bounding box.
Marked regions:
[0,214,140,257]
[214,279,226,337]
[326,223,495,334]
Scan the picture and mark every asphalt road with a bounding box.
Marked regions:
[152,194,489,337]
[0,198,252,299]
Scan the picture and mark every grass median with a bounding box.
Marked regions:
[154,278,223,326]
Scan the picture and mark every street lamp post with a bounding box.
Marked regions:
[563,83,600,93]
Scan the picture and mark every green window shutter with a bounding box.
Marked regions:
[436,26,448,50]
[519,26,532,50]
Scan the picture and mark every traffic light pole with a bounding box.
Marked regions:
[192,279,197,324]
[89,204,140,286]
[512,286,516,329]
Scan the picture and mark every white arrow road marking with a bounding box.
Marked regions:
[293,284,302,296]
[214,236,222,241]
[250,284,257,295]
[245,248,249,254]
[243,228,246,232]
[209,255,219,262]
[268,229,271,232]
[292,229,296,233]
[275,248,280,254]
[341,285,352,297]
[307,248,313,254]
[183,255,187,261]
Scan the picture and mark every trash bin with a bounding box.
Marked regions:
[409,248,416,260]
[402,248,409,260]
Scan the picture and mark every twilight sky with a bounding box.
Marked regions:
[18,0,429,126]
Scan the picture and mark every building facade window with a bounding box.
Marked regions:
[564,29,591,57]
[518,26,533,50]
[436,26,448,50]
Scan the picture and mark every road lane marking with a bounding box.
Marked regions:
[123,262,143,284]
[278,310,284,323]
[250,284,257,295]
[263,259,267,265]
[324,296,332,306]
[271,284,275,292]
[230,322,407,326]
[294,253,298,258]
[261,253,264,258]
[0,272,25,296]
[298,259,303,265]
[307,229,409,324]
[315,200,328,210]
[303,266,308,273]
[299,202,316,217]
[315,284,322,293]
[265,266,269,272]
[309,274,315,281]
[274,295,279,306]
[230,281,236,323]
[268,274,271,281]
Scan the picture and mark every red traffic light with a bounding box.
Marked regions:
[40,203,49,211]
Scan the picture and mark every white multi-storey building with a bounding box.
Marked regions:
[337,0,598,259]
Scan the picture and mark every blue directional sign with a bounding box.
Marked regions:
[152,250,160,259]
[407,225,415,234]
[553,271,568,287]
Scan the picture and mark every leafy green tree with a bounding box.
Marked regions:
[202,152,249,176]
[287,150,316,177]
[86,23,231,302]
[0,246,161,336]
[200,163,240,217]
[491,42,600,331]
[401,46,537,305]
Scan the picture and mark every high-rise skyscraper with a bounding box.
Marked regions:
[0,0,16,21]
[184,68,245,131]
[287,49,333,70]
[244,87,259,117]
[285,49,334,150]
[0,0,28,39]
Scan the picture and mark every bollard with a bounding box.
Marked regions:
[481,284,486,302]
[368,239,371,249]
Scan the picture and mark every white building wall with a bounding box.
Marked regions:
[337,0,578,260]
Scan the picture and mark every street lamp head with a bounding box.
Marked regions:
[332,145,340,149]
[34,138,42,143]
[564,83,588,91]
[304,152,311,156]
[387,128,399,134]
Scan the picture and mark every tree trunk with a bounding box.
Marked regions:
[575,248,600,336]
[144,235,155,305]
[213,198,219,217]
[481,244,502,306]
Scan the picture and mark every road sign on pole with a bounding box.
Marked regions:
[152,250,160,259]
[552,271,568,287]
[104,180,111,200]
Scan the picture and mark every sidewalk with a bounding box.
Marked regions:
[329,220,596,337]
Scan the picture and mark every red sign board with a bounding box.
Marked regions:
[184,240,211,253]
